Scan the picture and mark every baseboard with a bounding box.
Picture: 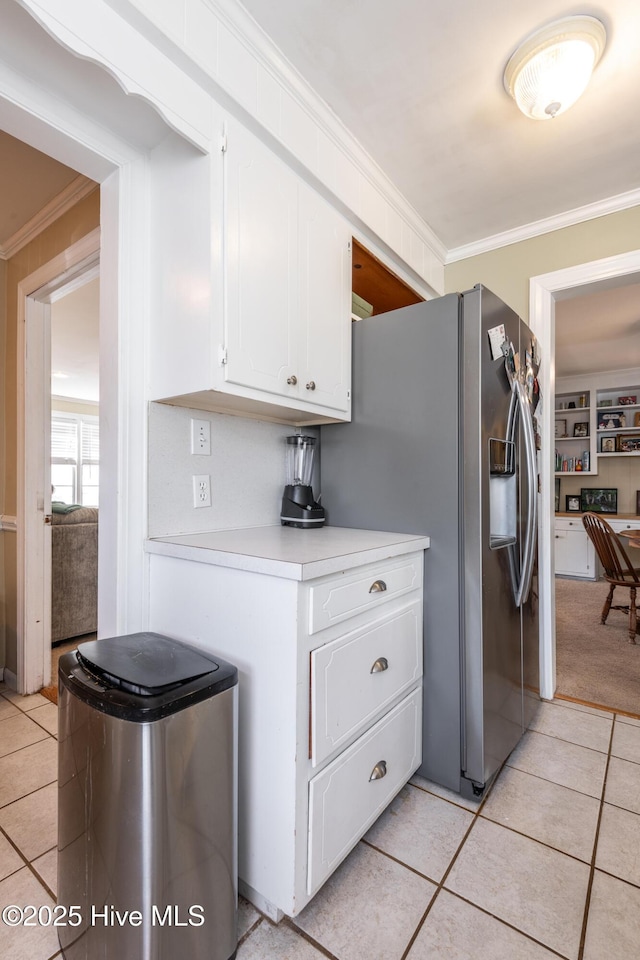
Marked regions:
[2,668,17,691]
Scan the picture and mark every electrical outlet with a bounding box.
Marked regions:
[193,475,211,508]
[191,418,211,456]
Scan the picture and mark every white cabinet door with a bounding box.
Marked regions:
[555,521,595,579]
[224,120,298,398]
[298,185,351,413]
[223,119,351,416]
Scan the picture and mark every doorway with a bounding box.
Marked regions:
[529,250,640,707]
[18,237,100,693]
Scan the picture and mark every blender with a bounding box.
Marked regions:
[280,435,325,528]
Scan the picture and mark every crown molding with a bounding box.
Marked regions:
[447,187,640,263]
[0,176,97,261]
[203,0,448,266]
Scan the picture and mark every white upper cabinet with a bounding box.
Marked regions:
[223,119,298,399]
[223,119,352,416]
[149,119,352,424]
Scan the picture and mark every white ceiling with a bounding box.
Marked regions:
[238,0,640,253]
[1,0,638,390]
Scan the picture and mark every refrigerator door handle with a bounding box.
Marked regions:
[514,379,537,607]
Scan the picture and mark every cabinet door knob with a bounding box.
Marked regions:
[370,657,389,674]
[306,380,316,391]
[369,579,387,594]
[369,761,387,781]
[287,375,298,385]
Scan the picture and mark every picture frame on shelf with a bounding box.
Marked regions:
[580,488,618,514]
[566,495,581,513]
[600,437,616,453]
[598,412,624,429]
[616,434,640,453]
[573,422,588,438]
[555,419,567,438]
[618,396,637,405]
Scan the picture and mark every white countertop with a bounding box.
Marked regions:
[146,525,430,581]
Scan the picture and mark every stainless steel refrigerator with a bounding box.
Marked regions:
[320,285,540,798]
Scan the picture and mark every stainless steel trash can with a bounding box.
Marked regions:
[57,632,238,960]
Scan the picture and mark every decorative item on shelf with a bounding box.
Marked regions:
[635,412,640,427]
[555,419,567,438]
[568,401,576,408]
[598,400,612,407]
[579,395,587,407]
[616,434,640,453]
[600,437,616,453]
[566,495,581,513]
[573,422,588,438]
[618,396,637,405]
[582,451,590,471]
[575,458,583,471]
[580,487,618,514]
[599,412,623,430]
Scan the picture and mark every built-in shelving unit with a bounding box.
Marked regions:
[595,385,640,458]
[554,389,593,475]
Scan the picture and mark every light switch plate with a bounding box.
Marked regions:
[191,418,211,456]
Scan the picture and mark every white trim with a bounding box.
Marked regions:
[529,249,640,703]
[0,516,17,532]
[17,231,100,694]
[0,176,97,260]
[208,0,448,265]
[19,0,213,152]
[448,189,640,263]
[2,668,17,691]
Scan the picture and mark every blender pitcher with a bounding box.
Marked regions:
[280,436,326,528]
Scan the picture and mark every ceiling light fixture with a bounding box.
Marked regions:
[504,16,606,120]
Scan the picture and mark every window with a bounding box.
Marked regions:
[51,413,99,506]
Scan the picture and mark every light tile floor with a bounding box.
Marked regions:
[1,686,640,959]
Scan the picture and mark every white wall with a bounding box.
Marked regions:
[148,402,311,536]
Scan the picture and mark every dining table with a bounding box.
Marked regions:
[619,527,640,550]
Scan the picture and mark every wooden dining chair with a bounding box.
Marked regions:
[582,512,640,643]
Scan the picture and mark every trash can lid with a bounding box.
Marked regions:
[77,632,220,696]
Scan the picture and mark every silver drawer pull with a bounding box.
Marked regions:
[369,761,387,782]
[369,579,387,594]
[306,380,316,391]
[370,657,389,674]
[286,375,298,385]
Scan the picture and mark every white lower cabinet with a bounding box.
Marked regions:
[148,545,424,919]
[554,517,596,579]
[307,687,421,896]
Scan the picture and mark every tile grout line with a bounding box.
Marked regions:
[0,822,57,903]
[395,763,506,960]
[576,713,617,960]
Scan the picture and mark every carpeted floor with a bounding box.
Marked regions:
[555,577,640,716]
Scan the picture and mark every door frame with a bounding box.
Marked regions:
[17,235,100,692]
[529,249,640,701]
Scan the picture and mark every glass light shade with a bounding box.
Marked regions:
[504,17,606,120]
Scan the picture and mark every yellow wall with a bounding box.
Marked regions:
[445,206,640,520]
[2,190,100,676]
[444,206,640,320]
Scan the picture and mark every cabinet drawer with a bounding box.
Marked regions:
[555,518,583,532]
[310,601,422,766]
[308,554,422,635]
[307,687,421,896]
